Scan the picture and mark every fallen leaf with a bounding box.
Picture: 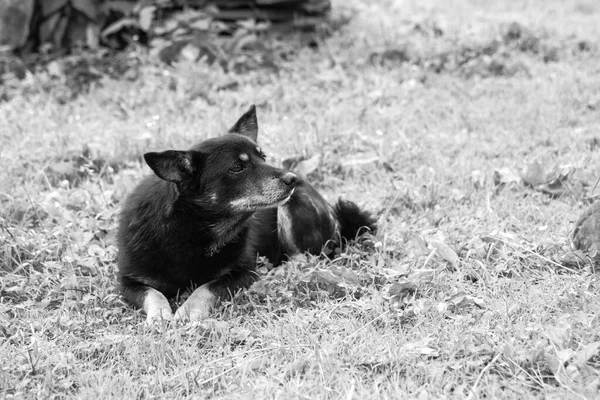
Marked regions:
[407,233,428,258]
[572,201,600,257]
[520,161,546,186]
[408,269,436,284]
[446,292,484,313]
[543,319,572,349]
[573,342,600,367]
[544,351,561,375]
[503,342,516,369]
[520,162,581,198]
[388,280,417,301]
[341,152,379,168]
[305,266,359,298]
[430,240,459,267]
[535,177,568,197]
[48,160,76,176]
[281,154,304,171]
[471,169,485,189]
[296,154,321,176]
[493,167,522,186]
[284,358,311,378]
[87,244,105,258]
[401,339,439,358]
[561,250,588,268]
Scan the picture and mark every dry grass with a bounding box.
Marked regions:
[1,0,600,398]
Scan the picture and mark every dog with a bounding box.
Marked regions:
[117,105,376,323]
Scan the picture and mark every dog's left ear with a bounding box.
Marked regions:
[229,105,258,142]
[144,150,194,184]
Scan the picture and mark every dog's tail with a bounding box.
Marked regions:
[333,199,377,242]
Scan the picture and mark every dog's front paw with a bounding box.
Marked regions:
[146,308,174,325]
[143,288,174,324]
[174,284,216,322]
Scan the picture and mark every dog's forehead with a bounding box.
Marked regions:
[192,135,255,152]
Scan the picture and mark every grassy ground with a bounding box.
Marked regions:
[2,0,600,398]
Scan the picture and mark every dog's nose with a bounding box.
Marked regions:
[281,172,297,186]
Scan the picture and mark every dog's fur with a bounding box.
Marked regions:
[117,105,376,322]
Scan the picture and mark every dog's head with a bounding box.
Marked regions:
[143,105,297,214]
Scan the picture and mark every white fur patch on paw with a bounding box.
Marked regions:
[144,288,173,323]
[174,284,216,322]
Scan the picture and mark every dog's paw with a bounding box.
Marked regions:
[174,284,216,322]
[145,308,173,325]
[143,288,173,324]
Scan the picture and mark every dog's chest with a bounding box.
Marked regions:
[205,215,249,256]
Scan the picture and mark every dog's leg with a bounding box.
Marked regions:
[174,266,258,322]
[174,283,216,321]
[144,287,173,323]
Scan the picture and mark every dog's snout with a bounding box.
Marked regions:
[281,172,297,186]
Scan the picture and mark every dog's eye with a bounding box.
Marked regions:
[230,164,245,173]
[261,154,267,161]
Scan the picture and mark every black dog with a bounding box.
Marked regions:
[117,105,376,322]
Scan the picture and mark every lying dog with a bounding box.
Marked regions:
[117,105,376,322]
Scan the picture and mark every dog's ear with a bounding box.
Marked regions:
[229,105,258,142]
[144,150,194,183]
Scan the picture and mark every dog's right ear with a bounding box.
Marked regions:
[144,151,194,183]
[229,105,258,142]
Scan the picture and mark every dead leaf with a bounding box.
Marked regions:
[471,169,485,189]
[573,342,600,367]
[544,350,564,375]
[401,339,439,358]
[284,358,311,378]
[430,240,459,267]
[520,161,546,186]
[87,243,106,259]
[561,250,588,268]
[520,162,581,198]
[480,235,506,262]
[543,319,572,349]
[407,233,428,258]
[388,280,417,301]
[572,200,600,257]
[48,160,77,177]
[446,292,484,313]
[535,176,568,197]
[503,342,517,373]
[408,269,436,284]
[493,167,522,186]
[341,152,379,168]
[306,266,359,298]
[415,347,439,357]
[281,154,303,171]
[296,154,321,176]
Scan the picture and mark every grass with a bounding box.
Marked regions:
[1,0,600,398]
